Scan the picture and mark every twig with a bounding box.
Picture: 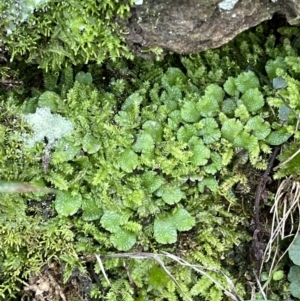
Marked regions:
[254,146,280,229]
[252,147,280,264]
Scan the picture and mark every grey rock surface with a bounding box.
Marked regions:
[125,0,300,58]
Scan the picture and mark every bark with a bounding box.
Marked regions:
[125,0,300,58]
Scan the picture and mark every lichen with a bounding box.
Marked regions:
[218,0,239,11]
[23,107,73,148]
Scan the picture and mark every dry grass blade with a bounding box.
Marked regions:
[253,269,267,300]
[161,252,241,301]
[273,147,300,171]
[260,177,300,290]
[0,181,54,193]
[95,254,111,286]
[103,252,192,301]
[100,252,242,301]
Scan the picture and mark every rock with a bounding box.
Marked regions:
[125,0,300,58]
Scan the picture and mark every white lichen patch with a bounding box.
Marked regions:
[23,107,73,147]
[218,0,239,11]
[6,0,50,35]
[134,0,143,5]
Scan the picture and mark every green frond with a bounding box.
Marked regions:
[43,70,59,90]
[157,185,186,205]
[285,56,300,74]
[189,138,211,166]
[240,88,265,113]
[221,145,234,166]
[81,196,102,221]
[141,171,165,193]
[161,67,187,90]
[265,128,292,145]
[154,216,177,244]
[190,276,213,297]
[198,118,221,144]
[110,229,136,251]
[204,84,225,103]
[142,120,163,143]
[197,93,220,118]
[122,221,142,233]
[224,76,239,96]
[133,133,155,153]
[222,98,237,115]
[234,103,251,122]
[278,26,300,37]
[177,124,197,143]
[265,56,289,79]
[198,177,219,193]
[118,149,139,172]
[267,97,285,111]
[204,152,223,175]
[171,208,195,231]
[181,100,201,123]
[246,116,271,140]
[45,172,69,190]
[101,211,122,233]
[221,118,243,142]
[235,71,260,93]
[55,191,82,216]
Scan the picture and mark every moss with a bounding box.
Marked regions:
[0,0,135,70]
[1,24,300,301]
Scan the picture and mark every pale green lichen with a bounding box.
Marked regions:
[218,0,239,11]
[23,107,73,147]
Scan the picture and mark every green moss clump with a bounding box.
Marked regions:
[0,0,134,70]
